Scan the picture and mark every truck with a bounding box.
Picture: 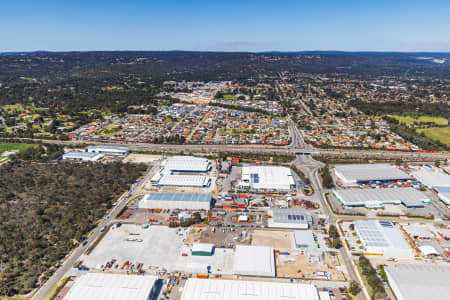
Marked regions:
[100,225,107,232]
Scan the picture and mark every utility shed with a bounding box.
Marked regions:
[385,264,450,300]
[233,245,275,277]
[139,193,212,210]
[63,273,158,300]
[334,164,410,185]
[192,243,214,256]
[333,187,429,208]
[268,209,313,229]
[180,278,320,300]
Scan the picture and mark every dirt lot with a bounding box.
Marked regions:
[195,226,251,247]
[251,230,293,249]
[275,252,346,280]
[118,208,171,225]
[122,154,161,164]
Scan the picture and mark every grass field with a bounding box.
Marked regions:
[218,128,256,135]
[387,114,448,126]
[417,127,450,146]
[216,94,238,101]
[0,143,35,154]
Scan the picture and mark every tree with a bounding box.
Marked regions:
[349,280,361,295]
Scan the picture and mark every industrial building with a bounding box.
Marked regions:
[62,151,103,162]
[63,273,158,300]
[402,225,434,239]
[434,186,450,205]
[238,166,295,192]
[139,193,212,210]
[334,164,411,186]
[233,245,275,277]
[192,243,214,256]
[180,278,320,300]
[410,166,450,188]
[155,174,212,187]
[162,156,212,173]
[85,145,130,157]
[354,220,414,258]
[385,264,450,300]
[333,187,429,208]
[268,209,313,229]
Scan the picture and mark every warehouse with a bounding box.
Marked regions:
[233,245,275,277]
[268,209,313,229]
[63,273,158,300]
[410,166,450,188]
[139,193,212,210]
[385,264,450,300]
[333,187,429,208]
[62,151,103,162]
[402,225,434,239]
[294,230,317,250]
[434,186,450,205]
[334,164,410,186]
[162,156,212,173]
[239,166,295,192]
[155,174,212,187]
[355,220,414,258]
[180,278,320,300]
[192,243,214,256]
[85,145,130,157]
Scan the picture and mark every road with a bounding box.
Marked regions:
[31,166,154,300]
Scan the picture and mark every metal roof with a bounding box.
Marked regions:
[63,273,157,300]
[192,243,214,253]
[355,220,412,251]
[86,145,129,152]
[63,151,101,159]
[233,245,275,277]
[334,164,410,182]
[241,166,294,190]
[272,209,313,225]
[385,264,450,300]
[293,230,317,251]
[180,278,320,300]
[410,167,450,188]
[144,193,211,202]
[157,174,211,187]
[334,187,428,207]
[164,156,211,172]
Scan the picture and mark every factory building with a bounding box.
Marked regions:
[155,174,212,187]
[385,264,450,300]
[62,151,103,162]
[354,220,414,258]
[233,245,275,277]
[334,164,411,186]
[63,273,158,300]
[85,145,130,157]
[434,186,450,205]
[191,243,214,256]
[410,166,450,189]
[333,187,429,208]
[180,278,321,300]
[139,193,212,210]
[162,156,211,173]
[238,166,295,193]
[268,209,313,229]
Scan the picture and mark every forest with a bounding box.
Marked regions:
[0,160,146,296]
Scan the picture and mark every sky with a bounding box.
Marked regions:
[1,0,450,52]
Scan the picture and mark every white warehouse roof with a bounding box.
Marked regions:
[63,273,158,300]
[62,151,103,161]
[410,166,450,188]
[355,220,414,258]
[334,164,410,184]
[157,174,211,187]
[233,245,275,277]
[385,264,450,300]
[139,193,212,210]
[333,187,429,208]
[164,156,211,173]
[435,186,450,205]
[240,166,295,191]
[268,209,313,229]
[180,278,320,300]
[86,145,129,153]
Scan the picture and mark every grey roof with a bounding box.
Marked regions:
[386,264,450,300]
[355,220,412,250]
[146,193,211,202]
[272,209,313,225]
[334,187,428,207]
[63,151,101,158]
[294,230,317,250]
[335,164,410,182]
